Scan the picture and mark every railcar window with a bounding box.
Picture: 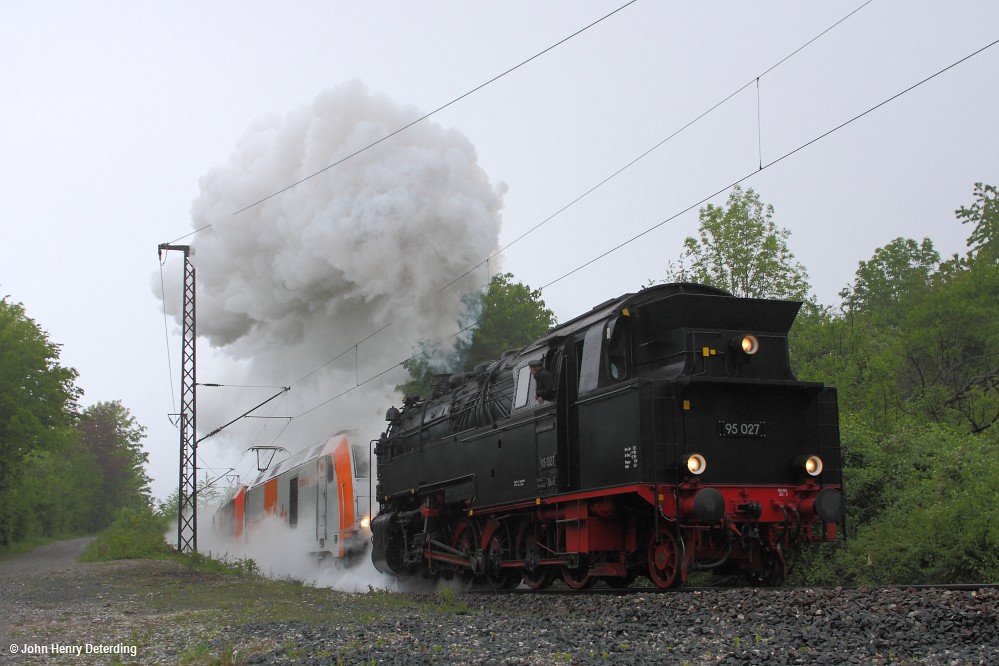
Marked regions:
[351,443,370,479]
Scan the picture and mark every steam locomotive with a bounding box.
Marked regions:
[370,283,844,588]
[213,431,371,563]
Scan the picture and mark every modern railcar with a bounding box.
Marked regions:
[370,283,844,588]
[214,431,371,563]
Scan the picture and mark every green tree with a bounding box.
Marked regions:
[839,237,939,318]
[804,238,943,427]
[956,181,999,259]
[457,273,556,370]
[660,185,812,301]
[0,297,80,546]
[901,252,999,433]
[793,184,999,586]
[77,401,152,527]
[399,274,556,396]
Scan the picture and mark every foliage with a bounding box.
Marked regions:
[156,471,230,521]
[433,586,473,615]
[81,506,172,561]
[796,227,998,435]
[660,185,813,302]
[838,237,939,319]
[955,181,998,259]
[791,183,999,585]
[0,298,82,546]
[399,273,556,396]
[459,273,556,368]
[0,297,153,550]
[798,417,999,585]
[182,551,260,577]
[78,401,153,528]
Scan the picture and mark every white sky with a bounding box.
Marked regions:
[2,1,996,502]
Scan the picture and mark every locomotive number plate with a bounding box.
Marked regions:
[717,421,766,438]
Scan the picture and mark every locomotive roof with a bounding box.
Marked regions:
[532,282,734,348]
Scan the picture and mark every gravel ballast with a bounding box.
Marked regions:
[1,539,996,664]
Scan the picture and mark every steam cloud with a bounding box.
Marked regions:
[157,81,505,552]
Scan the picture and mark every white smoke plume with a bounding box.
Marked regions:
[197,513,396,593]
[158,80,506,455]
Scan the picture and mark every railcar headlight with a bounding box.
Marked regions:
[796,454,823,477]
[360,515,371,529]
[686,453,707,475]
[739,335,760,355]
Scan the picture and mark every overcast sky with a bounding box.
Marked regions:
[2,1,996,502]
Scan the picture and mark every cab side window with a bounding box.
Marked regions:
[514,365,533,408]
[606,317,630,381]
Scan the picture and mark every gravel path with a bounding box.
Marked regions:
[1,539,997,664]
[0,538,95,640]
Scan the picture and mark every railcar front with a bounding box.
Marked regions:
[216,432,371,565]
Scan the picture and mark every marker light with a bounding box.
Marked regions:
[360,515,371,529]
[686,453,707,475]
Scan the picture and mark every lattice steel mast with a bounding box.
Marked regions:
[158,243,198,553]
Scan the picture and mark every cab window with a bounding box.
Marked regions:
[606,317,630,381]
[514,365,533,408]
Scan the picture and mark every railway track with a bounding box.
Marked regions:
[468,581,999,595]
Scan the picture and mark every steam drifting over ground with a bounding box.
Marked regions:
[157,80,506,456]
[197,514,396,593]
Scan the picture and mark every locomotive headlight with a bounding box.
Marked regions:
[686,453,707,475]
[360,515,371,529]
[739,335,760,355]
[796,454,823,477]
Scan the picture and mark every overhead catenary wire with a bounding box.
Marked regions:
[165,0,640,246]
[294,311,486,420]
[158,261,177,415]
[438,0,877,294]
[274,1,879,394]
[207,0,874,412]
[287,34,999,422]
[539,35,999,292]
[173,1,972,430]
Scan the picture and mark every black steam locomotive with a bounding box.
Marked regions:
[371,283,844,588]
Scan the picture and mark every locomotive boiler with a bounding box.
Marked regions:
[370,283,844,588]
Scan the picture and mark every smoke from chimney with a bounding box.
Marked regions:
[157,79,506,464]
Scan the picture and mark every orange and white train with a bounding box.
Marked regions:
[213,431,372,563]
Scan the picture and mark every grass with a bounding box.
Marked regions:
[433,585,473,615]
[11,513,502,665]
[80,507,173,561]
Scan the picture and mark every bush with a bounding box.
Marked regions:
[794,417,999,585]
[81,506,172,561]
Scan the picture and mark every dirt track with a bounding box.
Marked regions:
[0,538,202,664]
[0,538,95,638]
